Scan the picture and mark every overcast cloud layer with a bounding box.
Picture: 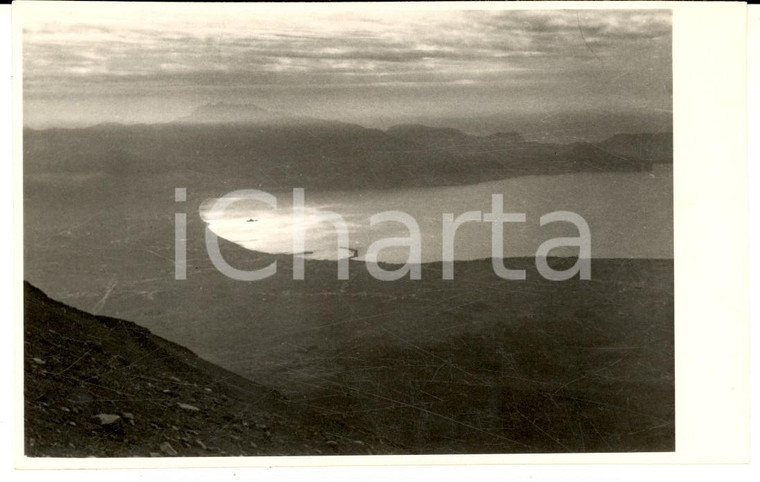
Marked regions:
[21,4,672,139]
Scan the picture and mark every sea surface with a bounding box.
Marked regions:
[200,164,673,263]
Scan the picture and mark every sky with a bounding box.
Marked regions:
[21,3,672,141]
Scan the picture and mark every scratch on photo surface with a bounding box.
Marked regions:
[91,275,117,314]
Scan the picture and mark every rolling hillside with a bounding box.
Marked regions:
[24,282,401,457]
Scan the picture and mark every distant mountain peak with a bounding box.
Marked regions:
[175,102,293,125]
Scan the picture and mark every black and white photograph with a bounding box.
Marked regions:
[16,0,718,462]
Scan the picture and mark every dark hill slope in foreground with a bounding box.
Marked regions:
[23,208,676,454]
[24,282,399,457]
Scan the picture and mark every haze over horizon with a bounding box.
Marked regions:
[21,4,671,141]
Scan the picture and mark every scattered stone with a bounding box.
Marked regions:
[32,358,45,365]
[68,421,77,427]
[195,439,207,450]
[159,442,178,456]
[92,414,122,426]
[177,403,200,412]
[149,452,162,457]
[203,388,212,393]
[121,412,135,425]
[68,391,93,404]
[59,406,70,413]
[325,440,338,447]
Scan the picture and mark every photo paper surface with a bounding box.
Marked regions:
[14,1,750,468]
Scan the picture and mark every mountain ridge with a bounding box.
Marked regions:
[24,104,666,192]
[173,102,319,126]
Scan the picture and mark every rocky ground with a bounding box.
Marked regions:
[23,282,401,457]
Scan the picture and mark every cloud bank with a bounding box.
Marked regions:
[21,4,672,136]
